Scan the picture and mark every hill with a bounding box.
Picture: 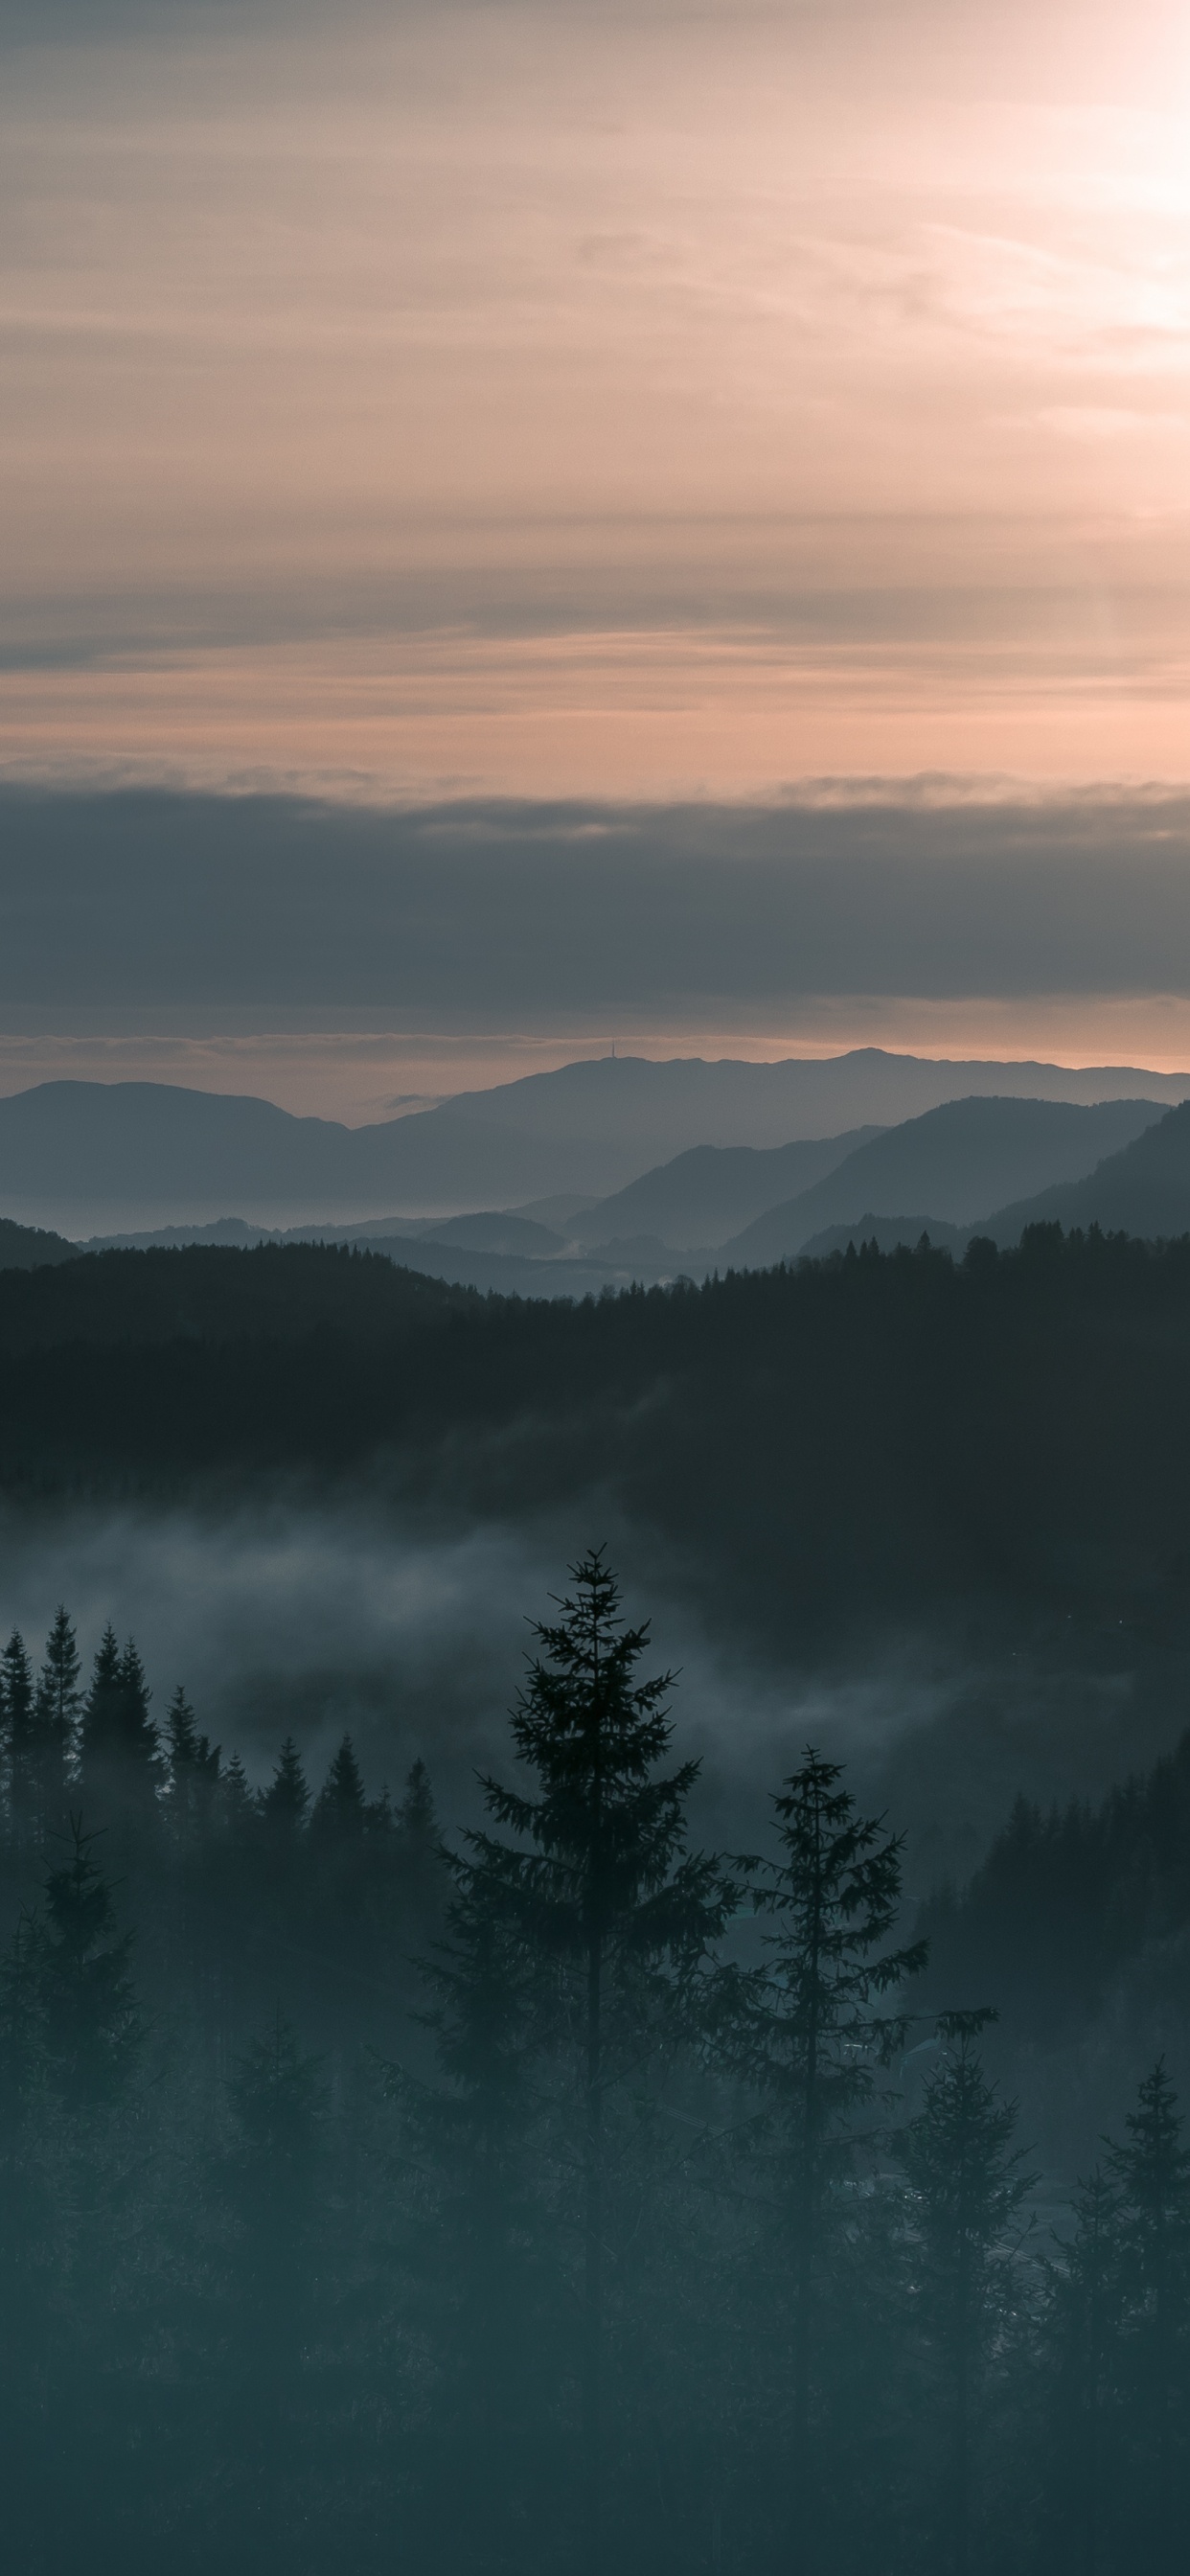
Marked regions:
[0,1214,76,1270]
[721,1096,1164,1263]
[568,1127,882,1251]
[979,1098,1190,1245]
[7,1229,1190,1666]
[2,1050,1189,1234]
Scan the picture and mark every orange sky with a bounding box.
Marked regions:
[5,0,1190,805]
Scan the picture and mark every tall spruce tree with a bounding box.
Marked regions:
[727,1746,927,2556]
[33,1607,81,1844]
[309,1734,367,1841]
[164,1686,221,1845]
[262,1735,310,1832]
[1105,2058,1190,2555]
[1,1632,36,1852]
[35,1818,141,2107]
[895,2014,1034,2576]
[470,1551,732,2574]
[79,1625,160,1832]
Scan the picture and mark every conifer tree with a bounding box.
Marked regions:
[220,1749,257,1838]
[35,1818,141,2106]
[164,1686,221,1844]
[470,1551,732,2573]
[398,1755,436,1848]
[79,1625,160,1829]
[895,2015,1034,2576]
[33,1607,81,1843]
[727,1747,927,2561]
[1105,2058,1190,2553]
[309,1733,367,1840]
[1,1632,36,1850]
[261,1735,309,1831]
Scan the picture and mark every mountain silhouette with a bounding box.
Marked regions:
[568,1127,883,1250]
[720,1096,1167,1264]
[1,1059,1187,1236]
[979,1098,1190,1245]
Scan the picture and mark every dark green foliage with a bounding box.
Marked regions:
[2,1552,1190,2571]
[895,2020,1035,2574]
[310,1733,367,1841]
[13,1227,1190,1668]
[36,1817,141,2105]
[1,1629,37,1849]
[471,1551,734,2571]
[262,1733,309,1830]
[34,1605,81,1840]
[79,1623,160,1836]
[728,1750,927,2554]
[165,1685,221,1842]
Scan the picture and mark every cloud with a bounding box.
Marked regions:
[4,785,1190,1020]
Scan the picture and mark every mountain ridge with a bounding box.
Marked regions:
[2,1057,1189,1236]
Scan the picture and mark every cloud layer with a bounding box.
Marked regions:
[5,787,1190,1020]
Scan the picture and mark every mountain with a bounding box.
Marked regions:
[2,1051,1189,1234]
[568,1127,883,1250]
[978,1099,1190,1246]
[720,1097,1167,1265]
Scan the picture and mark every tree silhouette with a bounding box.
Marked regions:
[729,1747,927,2562]
[895,2016,1034,2576]
[470,1551,732,2574]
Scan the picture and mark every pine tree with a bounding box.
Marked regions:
[470,1551,732,2574]
[895,2015,1034,2576]
[1,1632,36,1851]
[32,1608,81,1844]
[35,1818,141,2107]
[261,1736,309,1832]
[164,1686,221,1844]
[309,1733,367,1841]
[1105,2058,1190,2553]
[78,1625,160,1830]
[219,1749,257,1839]
[728,1747,927,2555]
[397,1756,437,1847]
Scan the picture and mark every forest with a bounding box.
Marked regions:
[6,1224,1190,1661]
[1,1550,1188,2576]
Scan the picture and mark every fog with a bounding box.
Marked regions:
[0,1490,1176,1883]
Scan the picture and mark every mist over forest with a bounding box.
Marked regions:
[3,1204,1190,2568]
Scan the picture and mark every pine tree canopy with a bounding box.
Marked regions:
[732,1747,928,2165]
[35,1817,141,2105]
[262,1735,310,1829]
[471,1549,733,2011]
[310,1733,367,1838]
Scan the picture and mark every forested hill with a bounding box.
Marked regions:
[0,1239,479,1349]
[8,1226,1190,1648]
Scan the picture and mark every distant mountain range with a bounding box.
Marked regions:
[716,1097,1167,1266]
[2,1049,1189,1235]
[565,1128,884,1250]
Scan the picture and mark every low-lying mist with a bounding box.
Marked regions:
[0,1489,1178,1886]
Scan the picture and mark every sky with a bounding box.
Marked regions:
[5,0,1190,1106]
